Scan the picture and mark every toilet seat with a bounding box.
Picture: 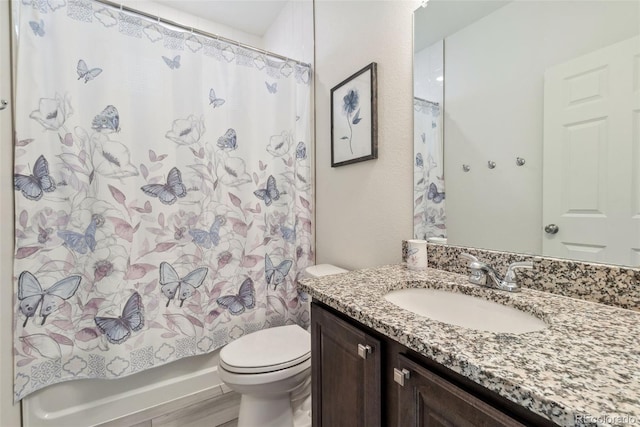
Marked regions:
[220,325,311,374]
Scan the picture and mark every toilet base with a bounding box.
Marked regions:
[238,393,294,427]
[292,395,312,427]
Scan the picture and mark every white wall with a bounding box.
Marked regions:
[414,41,443,105]
[126,0,263,47]
[263,0,314,65]
[0,1,21,425]
[444,0,639,255]
[315,0,418,270]
[130,0,314,66]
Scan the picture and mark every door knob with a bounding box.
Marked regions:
[357,344,372,359]
[393,368,410,386]
[544,224,559,234]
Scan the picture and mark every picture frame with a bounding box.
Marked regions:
[330,62,378,167]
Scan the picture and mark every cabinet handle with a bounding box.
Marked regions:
[357,344,372,359]
[393,368,411,386]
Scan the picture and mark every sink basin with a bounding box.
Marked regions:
[384,288,547,334]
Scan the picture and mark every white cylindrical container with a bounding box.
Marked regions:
[406,239,428,271]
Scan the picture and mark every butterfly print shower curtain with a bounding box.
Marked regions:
[12,1,313,401]
[413,98,447,240]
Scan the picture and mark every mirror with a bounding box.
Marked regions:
[413,0,640,266]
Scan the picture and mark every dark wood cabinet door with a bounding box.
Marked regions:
[396,355,525,427]
[311,303,382,427]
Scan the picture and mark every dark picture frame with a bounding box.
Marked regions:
[330,62,378,167]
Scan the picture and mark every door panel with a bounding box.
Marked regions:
[543,36,640,264]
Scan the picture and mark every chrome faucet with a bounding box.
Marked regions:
[460,253,533,292]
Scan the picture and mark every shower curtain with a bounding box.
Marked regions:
[413,98,446,240]
[13,0,313,401]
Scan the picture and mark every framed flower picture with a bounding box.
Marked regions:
[330,62,378,167]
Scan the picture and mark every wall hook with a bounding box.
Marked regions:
[516,157,526,166]
[462,164,470,172]
[487,160,496,169]
[0,100,7,111]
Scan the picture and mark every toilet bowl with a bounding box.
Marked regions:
[218,264,348,427]
[218,325,311,427]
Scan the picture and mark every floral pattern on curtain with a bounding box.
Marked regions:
[413,97,446,240]
[13,0,313,401]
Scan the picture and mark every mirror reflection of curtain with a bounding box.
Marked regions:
[413,98,446,240]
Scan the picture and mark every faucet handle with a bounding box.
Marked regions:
[461,253,486,271]
[504,261,533,281]
[460,253,478,263]
[461,253,487,285]
[499,261,534,292]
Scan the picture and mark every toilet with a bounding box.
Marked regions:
[218,264,348,427]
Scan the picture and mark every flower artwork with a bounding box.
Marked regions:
[341,89,361,155]
[330,63,377,167]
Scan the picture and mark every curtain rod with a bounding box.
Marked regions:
[91,0,311,68]
[414,96,439,106]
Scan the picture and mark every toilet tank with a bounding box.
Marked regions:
[304,264,348,278]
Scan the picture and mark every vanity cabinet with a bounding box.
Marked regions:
[310,301,382,427]
[396,355,524,427]
[311,302,556,427]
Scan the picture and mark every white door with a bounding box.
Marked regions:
[543,36,640,265]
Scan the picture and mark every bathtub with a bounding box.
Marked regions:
[22,350,224,427]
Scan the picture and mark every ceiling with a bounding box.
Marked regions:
[154,0,289,36]
[414,0,511,51]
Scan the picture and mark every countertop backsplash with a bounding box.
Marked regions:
[403,241,640,311]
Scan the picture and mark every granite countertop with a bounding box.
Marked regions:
[299,264,640,427]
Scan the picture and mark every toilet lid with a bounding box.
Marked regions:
[305,264,348,278]
[220,325,311,374]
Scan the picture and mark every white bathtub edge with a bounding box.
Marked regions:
[23,354,224,427]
